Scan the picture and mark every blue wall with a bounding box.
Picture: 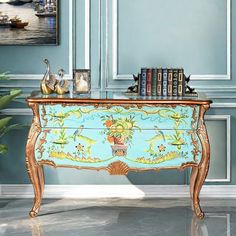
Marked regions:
[0,0,234,185]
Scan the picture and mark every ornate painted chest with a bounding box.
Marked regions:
[26,91,212,219]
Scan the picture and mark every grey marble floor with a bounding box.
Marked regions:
[0,198,234,236]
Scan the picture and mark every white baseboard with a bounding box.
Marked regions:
[0,185,236,199]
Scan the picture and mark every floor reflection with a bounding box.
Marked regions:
[191,214,230,236]
[0,199,232,236]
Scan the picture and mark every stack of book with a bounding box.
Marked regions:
[139,68,186,97]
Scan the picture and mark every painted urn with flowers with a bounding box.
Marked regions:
[101,115,141,157]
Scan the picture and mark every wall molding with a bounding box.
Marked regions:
[1,185,236,199]
[1,109,32,116]
[211,103,236,108]
[110,0,231,81]
[205,115,231,182]
[85,0,91,69]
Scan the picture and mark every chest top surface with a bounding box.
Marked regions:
[27,91,212,105]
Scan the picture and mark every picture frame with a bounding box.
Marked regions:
[0,0,59,46]
[73,69,91,94]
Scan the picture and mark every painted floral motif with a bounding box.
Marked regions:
[49,151,102,163]
[41,104,197,130]
[136,108,191,165]
[158,144,166,152]
[101,115,141,156]
[135,151,183,164]
[36,104,201,167]
[45,108,100,163]
[158,108,189,129]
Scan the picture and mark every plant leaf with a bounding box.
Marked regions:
[0,117,12,130]
[0,89,21,110]
[0,124,23,139]
[0,144,8,154]
[0,72,10,80]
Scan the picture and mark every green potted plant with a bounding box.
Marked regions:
[0,72,21,154]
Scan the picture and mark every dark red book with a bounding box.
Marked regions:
[146,68,152,96]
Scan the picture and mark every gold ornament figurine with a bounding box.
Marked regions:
[55,69,69,95]
[40,59,57,95]
[40,59,69,95]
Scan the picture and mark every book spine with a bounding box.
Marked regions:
[162,68,168,97]
[178,68,184,96]
[146,68,152,96]
[167,69,173,96]
[156,68,162,96]
[138,73,141,95]
[140,68,147,96]
[182,70,186,97]
[172,69,178,97]
[151,68,157,96]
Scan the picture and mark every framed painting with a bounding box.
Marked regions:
[0,0,58,45]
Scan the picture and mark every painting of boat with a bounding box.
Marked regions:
[10,16,28,28]
[35,0,56,18]
[35,11,55,17]
[0,0,58,45]
[0,12,11,27]
[7,0,32,6]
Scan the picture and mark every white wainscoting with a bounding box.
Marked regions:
[205,115,231,182]
[1,185,236,199]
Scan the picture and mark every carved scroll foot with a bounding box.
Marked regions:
[191,178,204,217]
[193,201,204,219]
[192,180,205,219]
[29,210,39,218]
[190,167,198,211]
[27,164,44,218]
[192,158,209,219]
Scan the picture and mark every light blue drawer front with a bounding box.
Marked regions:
[35,128,202,169]
[39,104,200,130]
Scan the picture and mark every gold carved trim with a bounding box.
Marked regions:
[36,129,50,160]
[41,103,197,110]
[27,96,212,106]
[107,161,130,175]
[197,104,210,167]
[41,105,48,127]
[38,159,198,175]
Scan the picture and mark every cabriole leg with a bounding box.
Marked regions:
[192,104,210,219]
[26,103,44,218]
[190,166,198,210]
[26,163,44,218]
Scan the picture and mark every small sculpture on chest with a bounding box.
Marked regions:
[40,59,69,95]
